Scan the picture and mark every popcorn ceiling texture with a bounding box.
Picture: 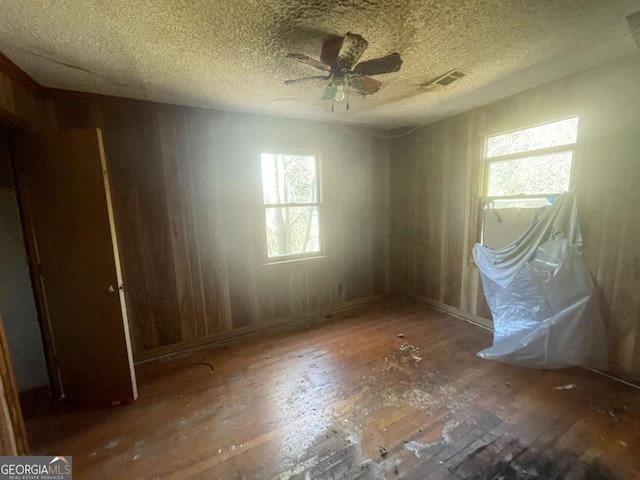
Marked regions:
[0,0,637,127]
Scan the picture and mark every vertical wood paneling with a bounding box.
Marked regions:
[186,112,232,336]
[408,131,425,296]
[438,121,451,304]
[388,139,407,294]
[45,92,388,359]
[426,125,443,301]
[4,51,639,380]
[157,111,200,341]
[126,106,183,349]
[174,112,218,335]
[389,53,640,379]
[443,118,467,308]
[371,137,387,295]
[342,134,371,301]
[217,115,259,330]
[0,70,42,128]
[306,264,333,311]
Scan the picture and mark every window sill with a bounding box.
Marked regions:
[261,255,328,268]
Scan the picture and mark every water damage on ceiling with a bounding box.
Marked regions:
[0,0,638,127]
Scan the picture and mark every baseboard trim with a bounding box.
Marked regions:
[137,291,640,391]
[411,294,494,331]
[586,367,640,391]
[136,294,389,363]
[409,293,640,390]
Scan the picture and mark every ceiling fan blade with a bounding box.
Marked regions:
[286,53,331,72]
[349,76,382,95]
[352,53,403,76]
[322,83,337,101]
[320,35,343,69]
[284,75,330,85]
[337,32,368,70]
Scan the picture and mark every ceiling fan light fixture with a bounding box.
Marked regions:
[284,32,403,110]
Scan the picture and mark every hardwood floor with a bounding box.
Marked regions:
[23,300,640,479]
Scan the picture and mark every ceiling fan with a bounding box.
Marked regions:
[284,32,403,111]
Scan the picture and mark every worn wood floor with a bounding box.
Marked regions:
[23,301,640,479]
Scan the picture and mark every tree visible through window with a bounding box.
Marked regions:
[481,117,579,248]
[261,153,321,259]
[484,116,579,209]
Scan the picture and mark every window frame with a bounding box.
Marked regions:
[479,115,580,245]
[259,149,325,265]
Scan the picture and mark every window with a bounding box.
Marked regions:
[483,116,579,209]
[481,117,579,247]
[260,152,321,260]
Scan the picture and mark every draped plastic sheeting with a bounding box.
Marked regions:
[473,193,607,369]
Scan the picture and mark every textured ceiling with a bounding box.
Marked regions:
[0,0,638,127]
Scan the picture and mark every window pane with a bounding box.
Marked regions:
[487,151,572,197]
[265,206,320,258]
[486,117,578,158]
[261,153,317,204]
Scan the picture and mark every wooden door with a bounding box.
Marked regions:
[11,129,137,402]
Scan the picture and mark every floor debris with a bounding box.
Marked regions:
[403,440,426,458]
[194,362,214,374]
[553,383,577,390]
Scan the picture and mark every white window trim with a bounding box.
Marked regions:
[479,116,580,246]
[482,115,580,204]
[260,150,324,265]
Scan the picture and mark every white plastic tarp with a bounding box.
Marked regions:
[473,193,607,369]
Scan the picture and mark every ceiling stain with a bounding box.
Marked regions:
[0,0,637,127]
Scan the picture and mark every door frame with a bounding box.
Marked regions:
[0,295,29,455]
[3,123,63,400]
[0,120,35,455]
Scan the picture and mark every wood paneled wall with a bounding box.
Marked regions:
[4,47,639,380]
[389,53,640,380]
[44,92,388,359]
[0,53,42,127]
